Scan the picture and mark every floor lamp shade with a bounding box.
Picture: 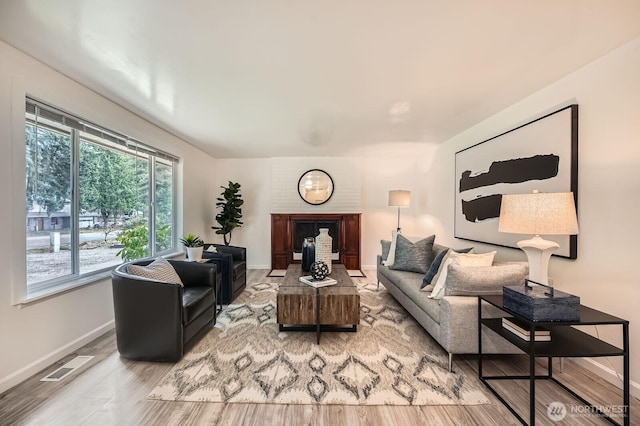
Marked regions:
[388,190,411,208]
[499,191,578,285]
[388,190,411,232]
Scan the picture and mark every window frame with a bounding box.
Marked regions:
[19,96,180,303]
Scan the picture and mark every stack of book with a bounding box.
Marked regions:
[299,276,337,288]
[502,317,551,342]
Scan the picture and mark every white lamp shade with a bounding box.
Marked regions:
[499,192,579,236]
[388,190,411,208]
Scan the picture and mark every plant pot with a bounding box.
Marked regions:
[186,246,204,262]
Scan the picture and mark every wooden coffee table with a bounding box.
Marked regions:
[277,264,360,343]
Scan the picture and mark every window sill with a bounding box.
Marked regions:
[18,271,113,307]
[16,252,185,307]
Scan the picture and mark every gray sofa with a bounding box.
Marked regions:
[377,242,523,371]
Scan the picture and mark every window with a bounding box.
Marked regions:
[25,97,178,295]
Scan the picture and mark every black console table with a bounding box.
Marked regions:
[478,295,629,426]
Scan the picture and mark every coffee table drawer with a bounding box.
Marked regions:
[319,292,360,325]
[277,290,316,325]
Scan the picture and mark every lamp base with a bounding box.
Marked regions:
[517,235,559,285]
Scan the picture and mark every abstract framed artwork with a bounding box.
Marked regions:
[454,104,578,259]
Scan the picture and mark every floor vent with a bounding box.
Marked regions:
[40,355,94,382]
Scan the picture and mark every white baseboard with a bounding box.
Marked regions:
[248,264,271,270]
[0,320,115,395]
[573,357,640,399]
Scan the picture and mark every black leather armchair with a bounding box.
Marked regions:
[202,244,247,304]
[111,259,220,362]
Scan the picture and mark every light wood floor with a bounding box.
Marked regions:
[0,269,636,426]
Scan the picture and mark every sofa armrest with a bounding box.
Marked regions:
[439,295,512,354]
[438,296,481,354]
[212,244,246,262]
[168,260,216,289]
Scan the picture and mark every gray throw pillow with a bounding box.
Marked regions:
[389,234,435,274]
[381,239,391,263]
[444,263,528,296]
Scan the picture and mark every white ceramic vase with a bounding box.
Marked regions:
[314,228,332,273]
[186,246,204,262]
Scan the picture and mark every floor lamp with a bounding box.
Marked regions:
[498,190,579,285]
[388,190,411,233]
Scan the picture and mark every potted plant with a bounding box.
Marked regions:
[180,233,204,261]
[212,181,244,245]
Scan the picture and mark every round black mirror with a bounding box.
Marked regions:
[298,169,334,205]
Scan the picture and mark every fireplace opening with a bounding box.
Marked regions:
[292,220,339,254]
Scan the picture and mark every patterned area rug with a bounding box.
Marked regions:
[148,281,490,405]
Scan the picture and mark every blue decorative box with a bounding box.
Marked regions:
[503,283,580,322]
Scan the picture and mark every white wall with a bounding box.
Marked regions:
[0,40,217,394]
[358,144,444,266]
[212,149,442,270]
[271,157,362,214]
[212,157,364,268]
[426,37,640,391]
[207,159,273,268]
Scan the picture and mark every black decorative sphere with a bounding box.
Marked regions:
[310,261,329,280]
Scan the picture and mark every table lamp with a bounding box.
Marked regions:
[498,190,578,285]
[388,190,411,232]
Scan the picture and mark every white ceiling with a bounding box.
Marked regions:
[1,1,639,158]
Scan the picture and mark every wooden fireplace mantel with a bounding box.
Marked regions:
[271,213,361,271]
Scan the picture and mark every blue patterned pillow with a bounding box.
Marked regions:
[421,247,473,291]
[421,249,449,289]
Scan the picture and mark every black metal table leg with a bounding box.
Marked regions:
[478,297,483,379]
[316,290,320,344]
[624,322,630,426]
[529,338,536,425]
